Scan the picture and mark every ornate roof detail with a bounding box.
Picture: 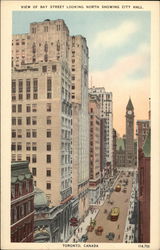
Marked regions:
[126,98,134,110]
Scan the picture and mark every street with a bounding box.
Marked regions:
[87,171,133,242]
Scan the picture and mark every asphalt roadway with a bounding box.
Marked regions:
[87,172,133,243]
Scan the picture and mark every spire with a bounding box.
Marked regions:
[126,98,134,110]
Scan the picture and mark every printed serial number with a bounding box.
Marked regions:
[138,244,150,248]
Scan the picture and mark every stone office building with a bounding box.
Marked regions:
[88,94,101,204]
[11,19,89,240]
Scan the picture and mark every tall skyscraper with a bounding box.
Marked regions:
[125,98,135,168]
[11,19,89,241]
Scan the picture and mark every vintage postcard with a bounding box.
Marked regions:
[1,1,160,250]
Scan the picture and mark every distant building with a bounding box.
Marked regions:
[125,98,135,168]
[89,87,113,176]
[138,130,150,243]
[11,161,34,242]
[112,128,117,174]
[136,120,150,151]
[116,138,125,168]
[88,94,101,204]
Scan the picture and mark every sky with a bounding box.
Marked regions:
[13,11,150,136]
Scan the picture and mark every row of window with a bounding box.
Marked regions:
[12,103,52,113]
[32,167,51,177]
[12,154,52,164]
[11,142,38,151]
[11,180,33,199]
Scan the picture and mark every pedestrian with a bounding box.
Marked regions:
[73,238,75,242]
[117,224,119,229]
[81,227,82,232]
[78,228,79,233]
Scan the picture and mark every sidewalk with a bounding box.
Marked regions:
[68,172,121,242]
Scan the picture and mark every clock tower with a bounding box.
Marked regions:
[125,98,135,168]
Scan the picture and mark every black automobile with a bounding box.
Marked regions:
[79,234,88,242]
[106,232,115,240]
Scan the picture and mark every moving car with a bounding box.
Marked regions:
[106,232,115,240]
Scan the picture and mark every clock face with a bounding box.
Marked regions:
[128,110,132,115]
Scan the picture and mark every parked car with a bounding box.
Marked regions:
[79,234,88,242]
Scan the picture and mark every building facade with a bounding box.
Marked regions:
[89,87,113,177]
[11,61,72,207]
[136,120,150,151]
[116,137,125,168]
[88,94,101,204]
[11,19,90,241]
[125,98,135,168]
[69,35,89,219]
[138,130,150,242]
[112,128,117,174]
[11,161,34,242]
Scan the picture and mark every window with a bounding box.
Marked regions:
[12,80,16,93]
[32,116,37,125]
[17,129,22,138]
[17,117,22,125]
[32,154,37,163]
[44,54,48,62]
[46,103,51,112]
[26,79,30,92]
[26,93,30,100]
[18,94,23,100]
[18,104,22,112]
[47,78,52,91]
[33,93,38,99]
[12,154,16,161]
[18,80,23,93]
[32,142,37,151]
[26,142,31,151]
[17,143,22,151]
[46,154,51,163]
[42,66,47,72]
[52,65,56,72]
[32,168,37,176]
[26,129,31,138]
[47,116,51,125]
[11,143,16,151]
[12,105,16,113]
[44,26,48,32]
[46,169,51,176]
[46,182,51,189]
[26,104,31,112]
[12,117,16,125]
[32,104,37,112]
[32,43,36,53]
[12,130,16,138]
[72,85,75,89]
[47,130,51,138]
[32,129,37,138]
[26,155,30,163]
[72,75,75,81]
[44,43,48,52]
[46,142,51,151]
[17,154,22,161]
[32,27,36,33]
[33,79,38,92]
[26,117,31,125]
[47,93,52,99]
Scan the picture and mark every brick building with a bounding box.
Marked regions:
[11,161,34,242]
[138,130,150,242]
